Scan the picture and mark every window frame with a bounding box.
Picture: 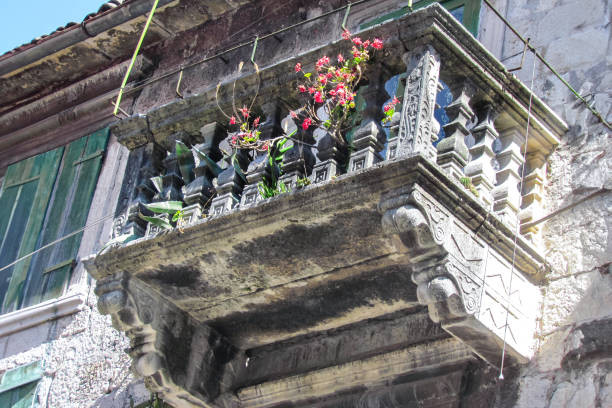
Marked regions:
[0,128,109,314]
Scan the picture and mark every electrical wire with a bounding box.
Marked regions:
[0,213,115,274]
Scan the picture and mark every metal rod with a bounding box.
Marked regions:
[521,188,609,229]
[113,0,160,115]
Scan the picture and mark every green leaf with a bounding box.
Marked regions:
[172,210,184,222]
[175,141,194,184]
[139,213,173,230]
[150,176,163,193]
[192,146,223,177]
[303,72,312,78]
[98,233,139,255]
[144,201,183,214]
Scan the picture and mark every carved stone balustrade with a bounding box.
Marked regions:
[86,4,567,407]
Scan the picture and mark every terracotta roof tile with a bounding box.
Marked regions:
[1,0,129,58]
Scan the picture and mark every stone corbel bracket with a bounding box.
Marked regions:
[84,258,241,408]
[379,183,542,367]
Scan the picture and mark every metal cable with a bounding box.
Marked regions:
[0,213,115,274]
[498,50,538,380]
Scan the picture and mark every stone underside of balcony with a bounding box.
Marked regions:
[87,154,545,407]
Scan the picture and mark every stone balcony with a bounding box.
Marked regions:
[84,4,567,407]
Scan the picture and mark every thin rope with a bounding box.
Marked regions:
[0,213,115,274]
[498,52,538,380]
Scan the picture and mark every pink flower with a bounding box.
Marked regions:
[329,89,337,96]
[342,29,351,40]
[392,96,400,104]
[229,116,236,125]
[384,104,393,112]
[353,50,361,58]
[316,56,330,70]
[318,74,327,85]
[290,110,298,119]
[302,117,312,130]
[326,72,333,79]
[239,106,249,118]
[352,37,362,46]
[295,62,302,72]
[337,54,344,63]
[262,143,269,151]
[363,40,371,48]
[308,87,316,94]
[314,91,324,103]
[298,85,307,93]
[253,117,260,127]
[372,38,383,49]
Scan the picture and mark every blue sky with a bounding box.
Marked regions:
[0,0,106,54]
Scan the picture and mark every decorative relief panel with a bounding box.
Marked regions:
[379,180,541,366]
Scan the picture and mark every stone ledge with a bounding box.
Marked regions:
[0,292,87,338]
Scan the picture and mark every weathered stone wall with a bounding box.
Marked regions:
[481,0,612,406]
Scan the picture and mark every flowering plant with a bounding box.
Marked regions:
[293,29,384,143]
[216,61,271,152]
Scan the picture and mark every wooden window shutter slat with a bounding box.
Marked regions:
[0,148,64,312]
[22,128,109,306]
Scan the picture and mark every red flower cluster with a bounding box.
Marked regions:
[292,29,384,142]
[226,105,264,150]
[382,97,401,124]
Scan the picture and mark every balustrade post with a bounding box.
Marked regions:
[209,138,250,216]
[182,123,224,223]
[519,152,546,245]
[396,45,441,162]
[241,103,283,206]
[281,111,315,189]
[492,128,525,228]
[464,104,498,208]
[436,80,474,179]
[112,142,164,239]
[348,63,388,172]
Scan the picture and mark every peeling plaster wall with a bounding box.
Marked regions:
[0,286,149,408]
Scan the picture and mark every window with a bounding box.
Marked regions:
[0,361,42,408]
[0,129,108,314]
[361,0,482,36]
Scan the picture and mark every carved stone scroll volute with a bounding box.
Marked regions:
[90,268,240,407]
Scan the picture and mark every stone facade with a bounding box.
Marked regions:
[0,0,609,407]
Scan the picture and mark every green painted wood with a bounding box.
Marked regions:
[360,0,481,36]
[0,147,63,312]
[0,361,42,394]
[22,128,109,307]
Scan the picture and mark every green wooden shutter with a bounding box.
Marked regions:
[0,361,42,408]
[0,148,64,312]
[22,128,109,307]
